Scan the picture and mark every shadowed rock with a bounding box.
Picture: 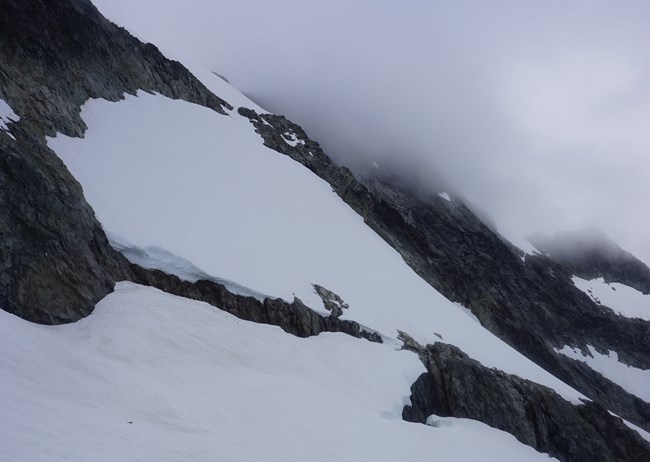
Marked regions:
[128,265,382,343]
[0,0,229,323]
[239,106,650,430]
[402,341,650,462]
[313,283,349,318]
[529,230,650,295]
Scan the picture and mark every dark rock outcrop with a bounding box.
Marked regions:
[127,265,381,343]
[0,0,230,139]
[313,284,349,318]
[402,341,650,462]
[0,133,128,323]
[0,0,384,347]
[529,230,650,295]
[2,1,648,458]
[239,107,650,430]
[0,0,230,323]
[0,0,390,349]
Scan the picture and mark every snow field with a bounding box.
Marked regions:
[0,283,558,462]
[48,90,585,403]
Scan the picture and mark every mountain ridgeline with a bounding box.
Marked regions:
[1,1,649,461]
[529,230,650,295]
[238,105,650,433]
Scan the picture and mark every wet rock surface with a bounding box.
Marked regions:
[402,341,650,462]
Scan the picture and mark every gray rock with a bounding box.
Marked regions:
[0,0,230,323]
[0,0,386,349]
[239,106,650,430]
[402,342,650,462]
[128,265,382,343]
[3,1,648,458]
[313,283,349,318]
[529,230,650,295]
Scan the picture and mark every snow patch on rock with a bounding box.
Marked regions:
[0,98,20,134]
[557,345,650,402]
[572,276,650,321]
[48,91,584,403]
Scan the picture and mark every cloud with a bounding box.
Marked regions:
[94,0,650,264]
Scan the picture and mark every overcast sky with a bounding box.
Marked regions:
[95,0,650,264]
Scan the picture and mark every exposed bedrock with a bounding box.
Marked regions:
[127,265,382,343]
[401,340,650,462]
[529,230,650,295]
[0,0,230,323]
[239,107,650,430]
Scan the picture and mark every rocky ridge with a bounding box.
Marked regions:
[0,0,230,323]
[129,265,382,343]
[399,333,650,462]
[0,0,386,347]
[2,1,649,459]
[238,107,650,430]
[529,230,650,295]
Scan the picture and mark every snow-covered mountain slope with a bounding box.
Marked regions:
[3,1,650,460]
[557,345,650,403]
[551,276,650,402]
[573,276,650,321]
[0,282,559,462]
[48,89,584,403]
[530,230,650,295]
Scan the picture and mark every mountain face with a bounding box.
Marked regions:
[240,104,650,430]
[0,0,229,323]
[529,230,650,295]
[2,1,649,461]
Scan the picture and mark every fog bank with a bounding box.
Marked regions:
[94,0,650,264]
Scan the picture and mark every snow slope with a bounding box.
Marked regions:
[558,276,650,401]
[48,91,584,403]
[557,345,650,402]
[0,283,558,462]
[572,276,650,321]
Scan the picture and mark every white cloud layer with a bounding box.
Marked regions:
[94,0,650,264]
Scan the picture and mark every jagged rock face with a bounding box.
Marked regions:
[129,266,382,343]
[0,0,230,138]
[529,230,650,295]
[313,284,349,318]
[2,1,649,459]
[0,131,127,323]
[0,0,230,323]
[0,0,385,347]
[239,107,650,430]
[402,342,650,462]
